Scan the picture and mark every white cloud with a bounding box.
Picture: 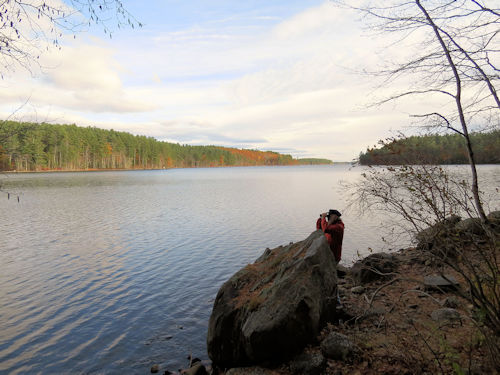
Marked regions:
[42,44,123,91]
[1,41,156,113]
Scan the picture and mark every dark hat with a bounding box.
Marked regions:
[327,209,341,217]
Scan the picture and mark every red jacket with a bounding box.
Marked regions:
[316,218,344,262]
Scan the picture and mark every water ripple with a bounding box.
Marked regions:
[1,165,498,373]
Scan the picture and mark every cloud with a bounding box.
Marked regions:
[42,44,122,92]
[0,41,156,114]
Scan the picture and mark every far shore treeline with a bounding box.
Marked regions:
[0,121,332,172]
[359,130,500,165]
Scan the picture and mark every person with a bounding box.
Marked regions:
[316,209,344,263]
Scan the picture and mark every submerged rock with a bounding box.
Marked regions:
[207,230,337,368]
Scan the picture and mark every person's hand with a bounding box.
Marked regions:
[321,212,327,219]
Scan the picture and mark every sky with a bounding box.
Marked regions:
[0,0,428,161]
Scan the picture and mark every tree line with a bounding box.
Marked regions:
[358,131,500,165]
[0,121,331,171]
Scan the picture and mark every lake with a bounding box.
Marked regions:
[0,164,498,373]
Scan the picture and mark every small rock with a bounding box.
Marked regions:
[456,218,485,235]
[289,351,326,375]
[151,364,160,373]
[366,307,385,317]
[351,286,365,294]
[442,296,460,308]
[181,362,207,375]
[424,275,459,291]
[431,308,461,323]
[320,332,360,361]
[350,252,398,285]
[337,264,348,278]
[187,357,201,365]
[487,211,500,230]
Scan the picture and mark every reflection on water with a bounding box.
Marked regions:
[0,165,498,373]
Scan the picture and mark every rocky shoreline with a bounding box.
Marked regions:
[153,213,499,375]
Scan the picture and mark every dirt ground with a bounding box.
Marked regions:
[285,246,498,375]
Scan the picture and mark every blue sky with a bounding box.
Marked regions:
[0,0,427,161]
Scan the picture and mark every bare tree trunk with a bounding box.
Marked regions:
[416,0,488,222]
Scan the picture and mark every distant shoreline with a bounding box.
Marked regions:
[1,163,340,174]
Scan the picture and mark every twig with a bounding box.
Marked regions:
[367,277,401,308]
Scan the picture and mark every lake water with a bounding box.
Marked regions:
[1,165,498,374]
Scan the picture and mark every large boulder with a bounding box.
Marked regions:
[207,230,337,368]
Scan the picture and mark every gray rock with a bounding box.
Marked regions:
[424,274,459,291]
[431,308,461,323]
[442,296,460,308]
[225,367,276,375]
[182,363,207,375]
[207,230,337,367]
[455,218,485,235]
[288,351,326,375]
[487,210,500,223]
[350,286,365,294]
[337,264,348,278]
[416,216,461,242]
[320,331,360,361]
[350,252,398,285]
[416,216,461,256]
